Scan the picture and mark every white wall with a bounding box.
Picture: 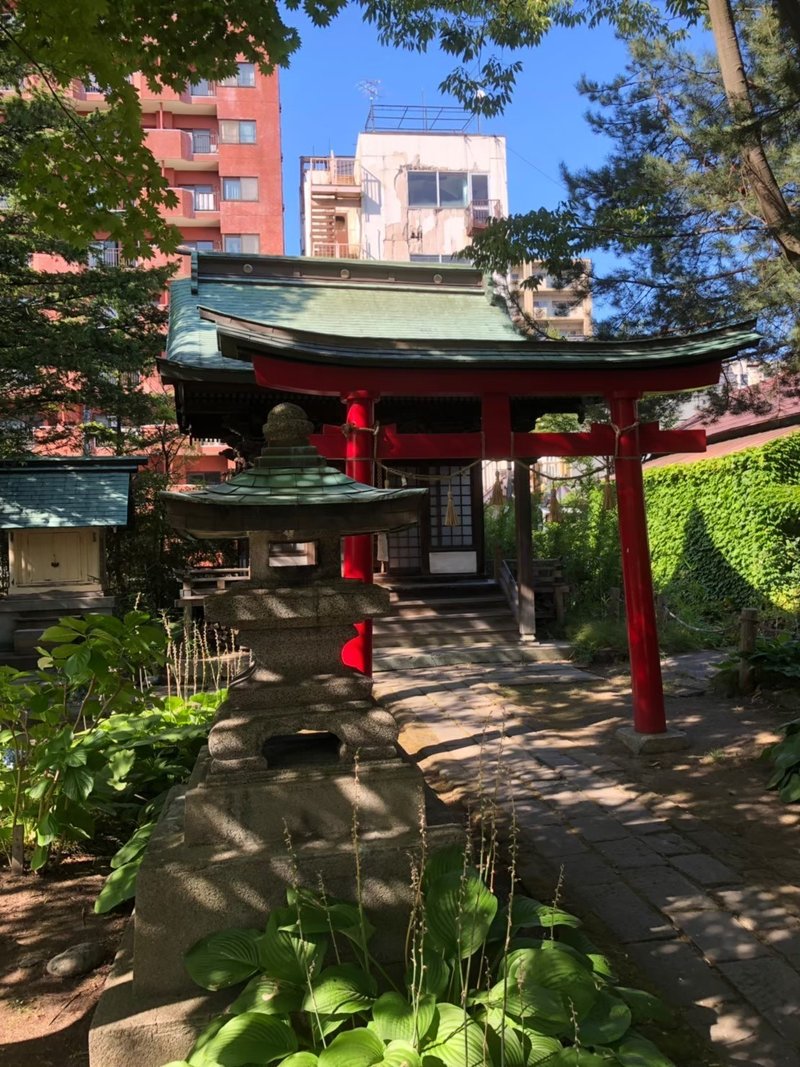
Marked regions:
[355,132,508,262]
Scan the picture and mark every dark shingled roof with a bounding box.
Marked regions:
[0,456,145,529]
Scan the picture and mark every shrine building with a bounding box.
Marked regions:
[162,251,759,739]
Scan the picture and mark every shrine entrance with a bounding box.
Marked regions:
[163,252,760,741]
[381,462,483,576]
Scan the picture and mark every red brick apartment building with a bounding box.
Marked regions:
[33,62,285,482]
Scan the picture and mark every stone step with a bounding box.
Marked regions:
[375,614,518,636]
[379,604,511,622]
[373,628,521,649]
[13,627,50,655]
[378,578,499,601]
[374,641,571,670]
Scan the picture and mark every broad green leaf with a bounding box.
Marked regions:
[94,860,140,914]
[195,1012,297,1066]
[517,1030,563,1064]
[62,766,95,801]
[185,929,263,991]
[64,644,92,679]
[40,624,83,644]
[421,1003,488,1067]
[614,988,672,1025]
[317,1028,385,1067]
[35,811,60,846]
[613,1032,677,1067]
[110,820,156,869]
[260,910,327,986]
[489,897,581,941]
[229,973,304,1016]
[382,1040,423,1067]
[422,845,473,891]
[576,990,632,1045]
[476,977,568,1036]
[408,943,450,998]
[501,947,598,1032]
[481,1010,528,1067]
[538,1052,613,1066]
[426,871,498,959]
[30,843,49,871]
[372,992,436,1044]
[280,1055,320,1067]
[303,964,376,1016]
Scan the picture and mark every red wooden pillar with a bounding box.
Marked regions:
[610,395,667,734]
[342,392,375,676]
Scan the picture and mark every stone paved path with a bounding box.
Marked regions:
[375,658,800,1067]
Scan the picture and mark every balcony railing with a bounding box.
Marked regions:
[311,242,361,259]
[302,156,358,186]
[191,130,218,154]
[87,245,137,268]
[465,199,503,234]
[190,80,215,97]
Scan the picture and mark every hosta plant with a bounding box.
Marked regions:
[762,717,800,804]
[164,845,675,1067]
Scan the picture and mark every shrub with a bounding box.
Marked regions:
[0,611,220,872]
[164,845,676,1067]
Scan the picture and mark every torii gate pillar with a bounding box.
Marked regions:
[610,396,685,748]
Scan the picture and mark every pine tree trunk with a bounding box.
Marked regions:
[709,0,800,269]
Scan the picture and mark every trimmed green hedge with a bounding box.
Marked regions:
[532,430,800,618]
[644,431,800,612]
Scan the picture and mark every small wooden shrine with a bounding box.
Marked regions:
[162,252,759,739]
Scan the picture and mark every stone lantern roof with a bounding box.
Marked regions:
[162,402,426,539]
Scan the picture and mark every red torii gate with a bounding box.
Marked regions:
[202,307,760,741]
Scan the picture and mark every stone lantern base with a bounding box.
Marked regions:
[90,749,462,1067]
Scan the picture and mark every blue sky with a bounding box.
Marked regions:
[278,8,635,256]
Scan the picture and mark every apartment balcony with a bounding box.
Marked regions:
[132,73,218,115]
[301,156,361,195]
[87,244,138,268]
[465,199,503,235]
[164,188,220,226]
[144,128,218,170]
[70,80,111,112]
[311,242,362,259]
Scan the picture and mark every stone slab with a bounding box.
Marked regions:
[570,883,676,943]
[624,938,736,1007]
[616,725,689,754]
[626,866,716,912]
[671,854,740,887]
[669,907,773,965]
[718,957,800,1043]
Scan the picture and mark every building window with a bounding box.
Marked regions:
[88,240,122,267]
[187,471,223,485]
[190,79,214,97]
[223,234,260,254]
[409,253,461,264]
[180,184,216,211]
[188,129,216,154]
[219,120,257,144]
[183,240,217,252]
[219,63,256,88]
[221,177,259,201]
[407,171,488,209]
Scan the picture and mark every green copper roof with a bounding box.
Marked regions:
[164,255,522,380]
[0,457,144,529]
[162,252,761,383]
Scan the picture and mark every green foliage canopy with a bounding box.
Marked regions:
[0,48,173,456]
[0,0,707,256]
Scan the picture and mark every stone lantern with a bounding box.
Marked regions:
[91,404,457,1067]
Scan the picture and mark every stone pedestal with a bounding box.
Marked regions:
[89,404,458,1066]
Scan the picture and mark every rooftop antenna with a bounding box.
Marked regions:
[357,79,382,128]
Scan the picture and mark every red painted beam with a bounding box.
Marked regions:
[312,424,707,463]
[253,354,724,399]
